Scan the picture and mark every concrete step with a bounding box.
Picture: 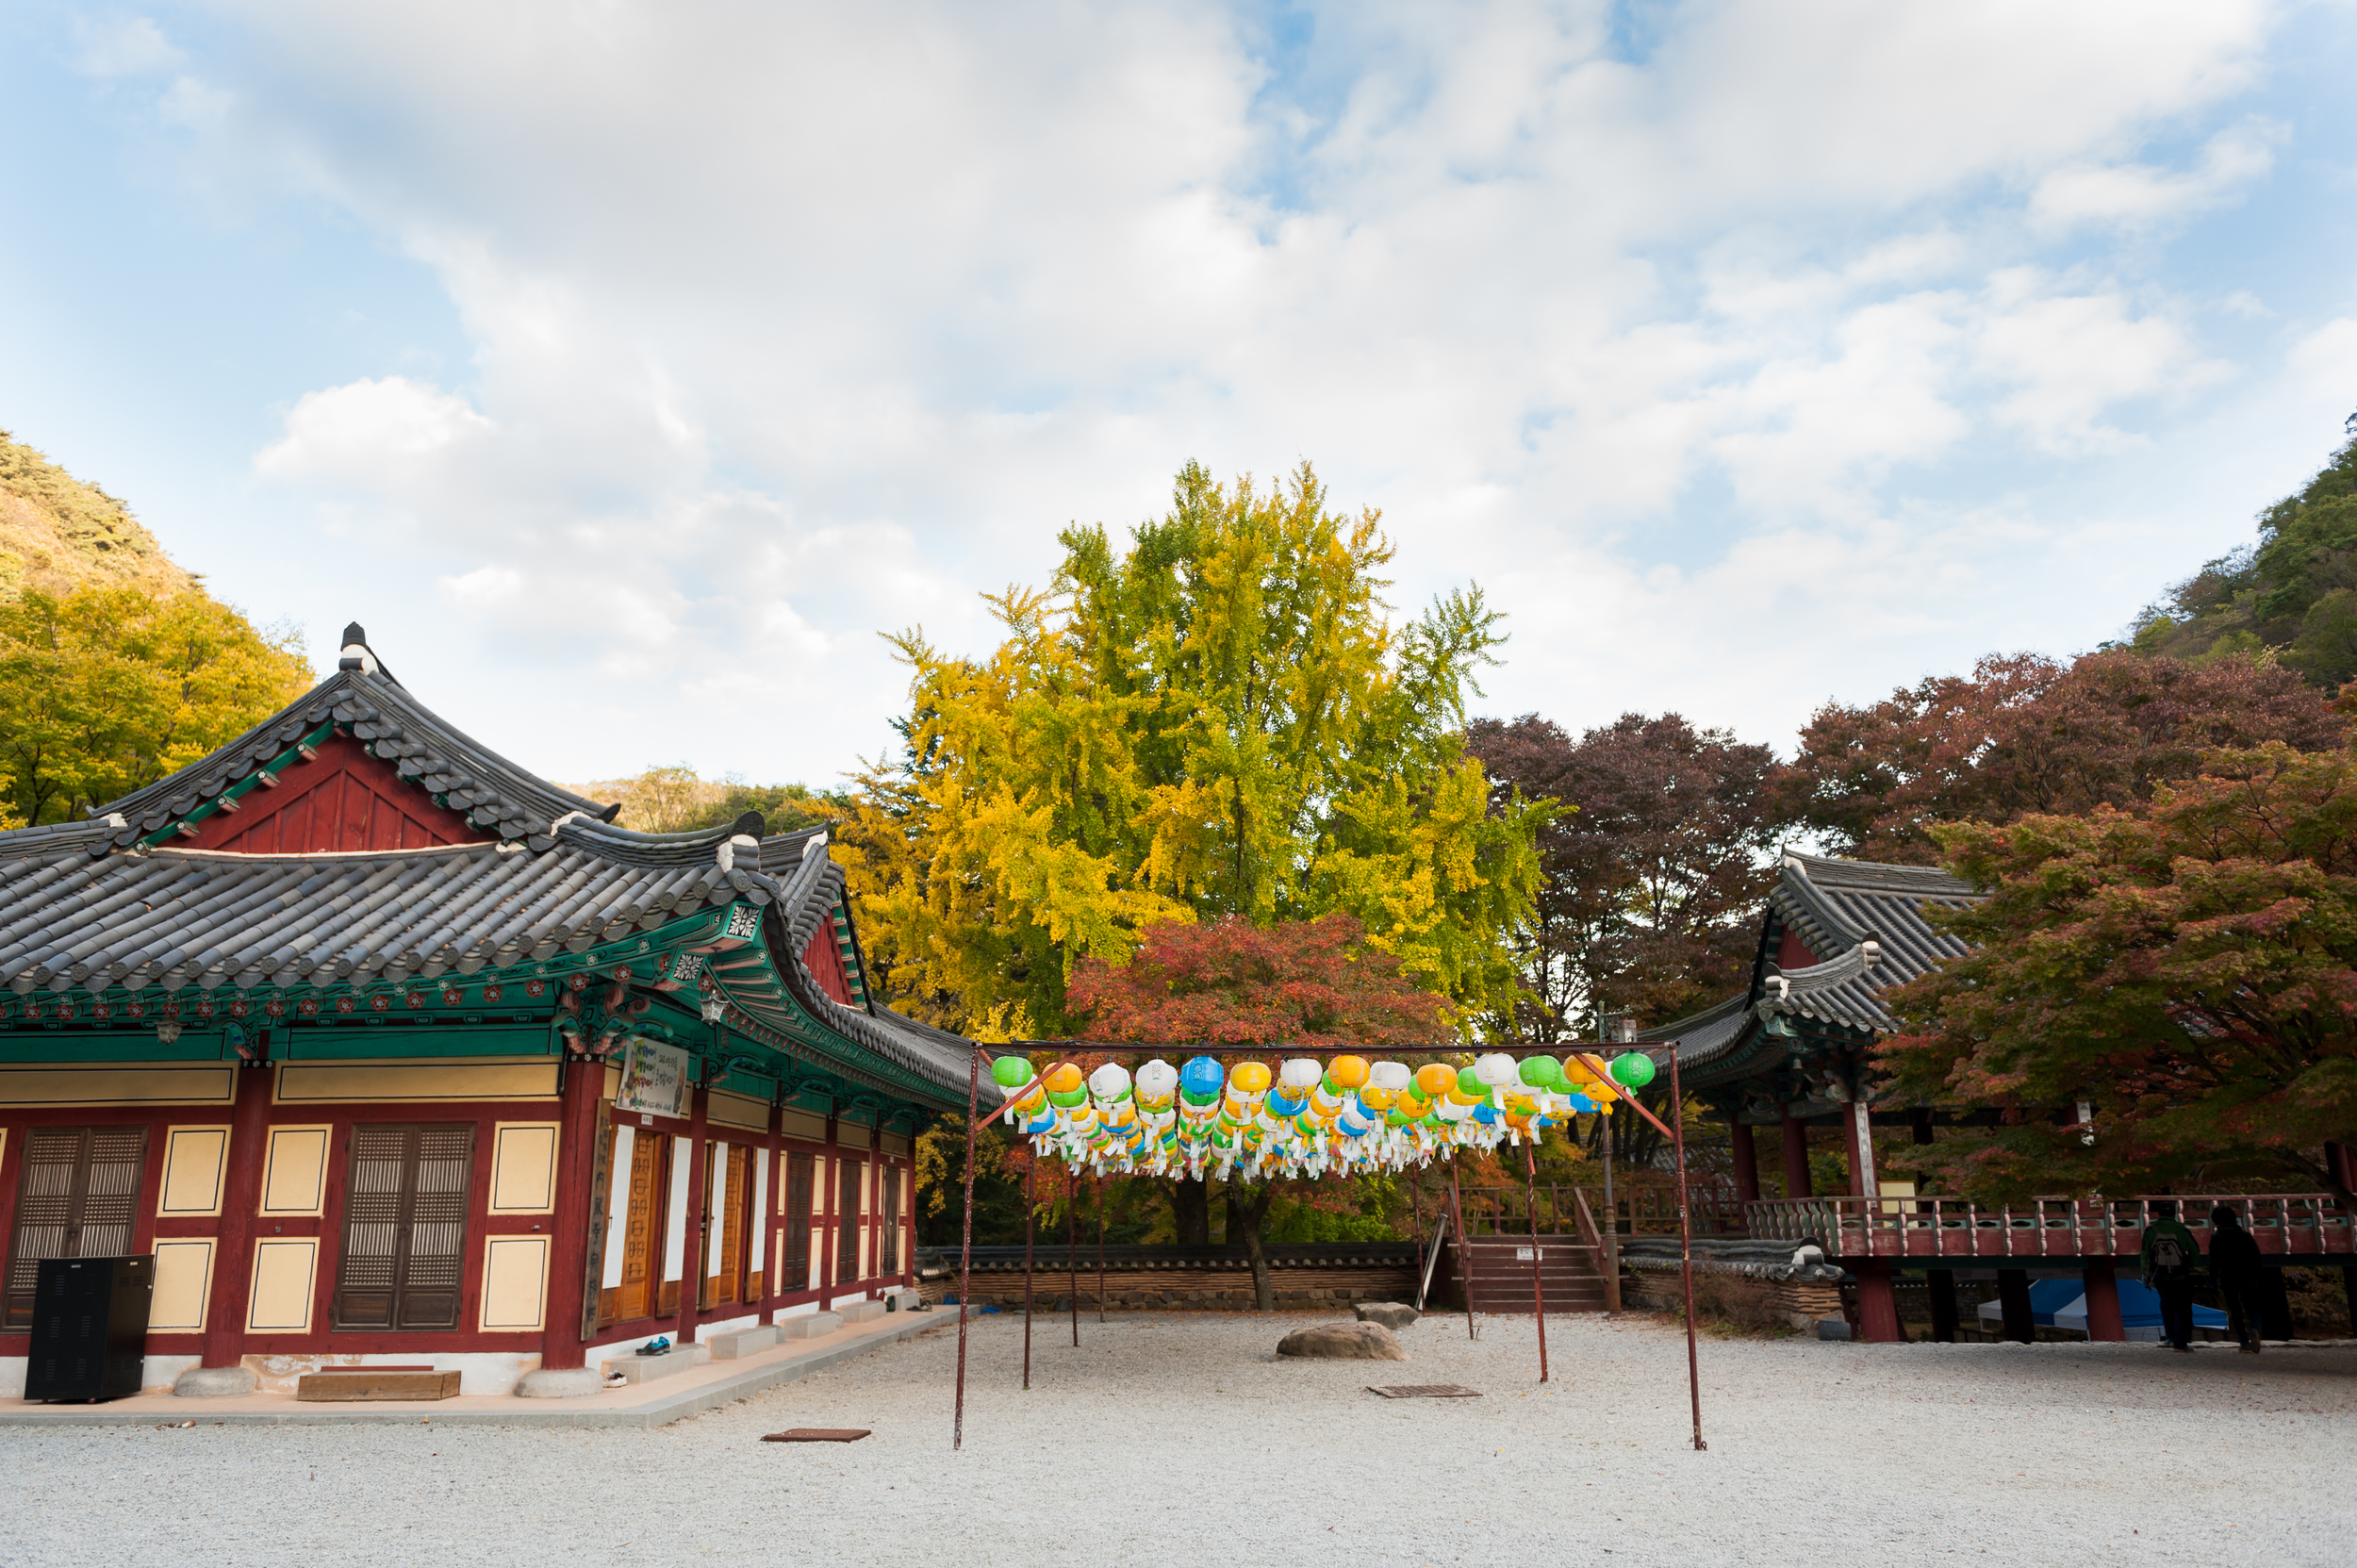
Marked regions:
[778,1312,844,1340]
[597,1345,704,1384]
[706,1325,780,1360]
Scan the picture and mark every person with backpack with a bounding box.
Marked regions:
[2208,1205,2267,1353]
[2141,1200,2200,1351]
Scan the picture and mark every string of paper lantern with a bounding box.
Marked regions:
[989,1049,1658,1180]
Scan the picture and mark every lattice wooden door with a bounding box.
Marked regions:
[614,1132,668,1322]
[878,1166,901,1278]
[3,1127,147,1329]
[835,1157,863,1285]
[783,1151,814,1295]
[332,1124,475,1330]
[704,1142,751,1308]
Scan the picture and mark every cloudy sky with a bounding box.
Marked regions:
[2,2,2353,787]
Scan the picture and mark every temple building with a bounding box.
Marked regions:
[0,626,975,1399]
[1641,851,1983,1339]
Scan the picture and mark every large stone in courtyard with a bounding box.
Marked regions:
[1277,1321,1408,1361]
[1354,1301,1418,1329]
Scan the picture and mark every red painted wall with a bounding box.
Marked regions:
[802,924,854,1006]
[1775,928,1820,972]
[188,731,490,853]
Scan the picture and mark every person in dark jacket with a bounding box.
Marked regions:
[2209,1205,2267,1353]
[2141,1201,2200,1351]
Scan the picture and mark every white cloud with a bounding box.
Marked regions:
[255,376,493,484]
[1974,273,2232,454]
[74,15,181,77]
[2286,318,2357,405]
[2031,119,2283,230]
[178,0,2298,777]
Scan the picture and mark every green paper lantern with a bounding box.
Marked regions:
[1609,1051,1656,1089]
[1518,1054,1564,1089]
[991,1055,1035,1088]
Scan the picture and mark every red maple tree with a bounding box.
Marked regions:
[1065,913,1455,1305]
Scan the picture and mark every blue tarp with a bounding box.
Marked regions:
[1976,1276,2227,1338]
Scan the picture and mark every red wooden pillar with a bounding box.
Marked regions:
[1729,1121,1760,1205]
[537,1052,607,1370]
[200,1062,276,1371]
[1780,1113,1812,1199]
[817,1111,838,1311]
[2082,1258,2126,1342]
[764,1098,783,1318]
[674,1082,709,1345]
[1853,1262,1903,1343]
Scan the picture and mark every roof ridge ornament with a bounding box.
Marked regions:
[337,622,380,678]
[717,833,760,872]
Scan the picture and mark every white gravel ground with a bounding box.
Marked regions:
[6,1311,2350,1568]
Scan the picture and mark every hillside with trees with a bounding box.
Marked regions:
[0,429,199,599]
[2129,432,2357,685]
[0,431,312,828]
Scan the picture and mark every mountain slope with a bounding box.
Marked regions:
[0,429,199,599]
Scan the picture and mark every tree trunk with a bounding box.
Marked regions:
[1169,1179,1211,1246]
[1230,1182,1279,1311]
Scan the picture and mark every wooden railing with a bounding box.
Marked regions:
[1743,1193,2356,1261]
[1458,1181,1745,1238]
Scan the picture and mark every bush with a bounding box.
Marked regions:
[2283,1267,2353,1339]
[1678,1271,1794,1337]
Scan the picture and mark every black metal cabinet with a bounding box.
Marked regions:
[25,1256,153,1402]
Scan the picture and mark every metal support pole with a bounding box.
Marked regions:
[1068,1170,1080,1347]
[1601,1103,1622,1313]
[1448,1149,1477,1341]
[1022,1159,1035,1391]
[1096,1175,1107,1323]
[1671,1048,1706,1451]
[954,1047,979,1451]
[1524,1135,1549,1382]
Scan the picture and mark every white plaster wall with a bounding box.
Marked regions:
[750,1152,768,1270]
[241,1351,544,1397]
[710,1140,732,1259]
[692,1312,757,1345]
[662,1135,690,1282]
[141,1354,201,1394]
[602,1125,635,1290]
[3,1353,204,1398]
[585,1329,711,1365]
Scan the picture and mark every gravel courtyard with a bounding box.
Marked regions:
[6,1312,2349,1567]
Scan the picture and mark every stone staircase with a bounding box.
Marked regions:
[1442,1233,1609,1313]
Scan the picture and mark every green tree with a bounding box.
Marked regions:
[1883,741,2357,1206]
[2133,436,2357,685]
[0,585,313,827]
[849,461,1547,1036]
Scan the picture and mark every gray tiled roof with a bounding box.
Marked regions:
[94,668,619,850]
[0,836,754,995]
[1762,851,1977,1033]
[1636,990,1754,1067]
[1641,850,1985,1059]
[0,656,980,1104]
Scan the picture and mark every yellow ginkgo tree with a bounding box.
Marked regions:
[844,461,1547,1038]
